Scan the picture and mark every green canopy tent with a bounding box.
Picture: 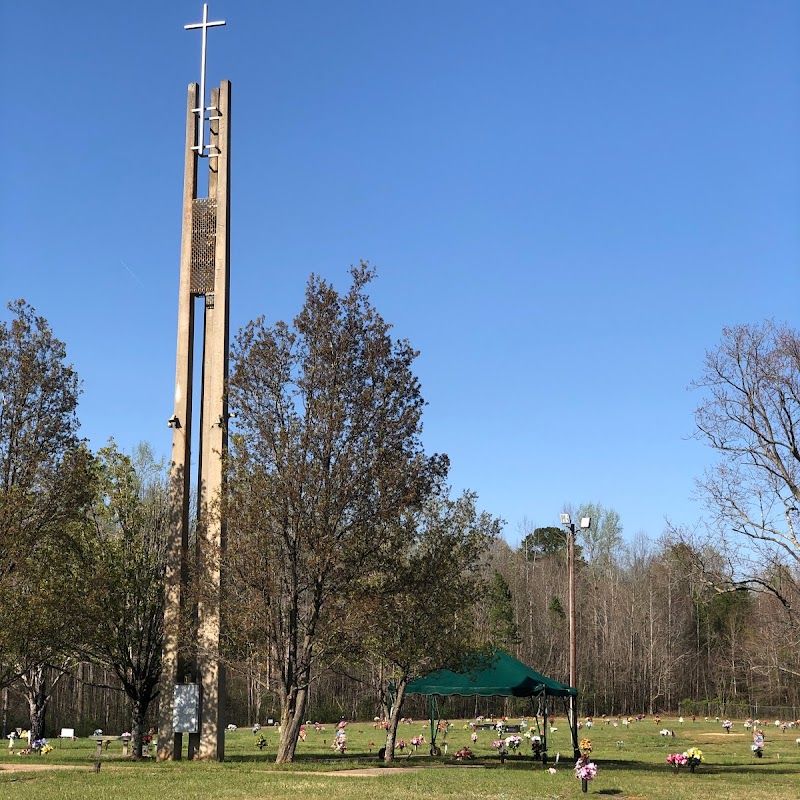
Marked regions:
[403,649,577,761]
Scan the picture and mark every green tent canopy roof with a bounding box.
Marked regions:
[405,649,576,699]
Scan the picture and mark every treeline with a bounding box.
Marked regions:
[2,288,798,761]
[3,520,797,738]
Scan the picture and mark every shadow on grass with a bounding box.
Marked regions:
[224,752,557,771]
[598,757,800,777]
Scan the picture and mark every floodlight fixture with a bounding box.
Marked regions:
[580,517,591,529]
[168,414,181,429]
[560,513,571,525]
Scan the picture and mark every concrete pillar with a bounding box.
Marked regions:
[158,83,199,762]
[196,80,230,762]
[158,79,230,763]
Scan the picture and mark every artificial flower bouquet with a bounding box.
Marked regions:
[666,752,688,768]
[668,747,704,772]
[685,747,704,768]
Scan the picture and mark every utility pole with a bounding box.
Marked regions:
[561,513,591,760]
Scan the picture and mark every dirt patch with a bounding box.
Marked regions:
[0,763,91,773]
[263,767,420,777]
[321,767,419,776]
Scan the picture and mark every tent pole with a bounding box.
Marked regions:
[570,694,580,759]
[542,694,548,763]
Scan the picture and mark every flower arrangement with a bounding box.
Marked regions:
[504,735,522,752]
[574,739,597,791]
[492,738,509,762]
[575,758,598,781]
[667,748,704,771]
[470,731,478,743]
[685,747,704,768]
[410,735,424,750]
[722,720,732,732]
[396,739,406,751]
[666,752,688,768]
[454,746,474,761]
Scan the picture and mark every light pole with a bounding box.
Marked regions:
[560,512,591,759]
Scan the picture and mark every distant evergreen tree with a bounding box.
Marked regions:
[488,570,519,650]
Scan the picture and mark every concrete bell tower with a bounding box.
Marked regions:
[158,3,230,762]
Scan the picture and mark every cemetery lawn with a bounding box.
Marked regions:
[1,716,798,800]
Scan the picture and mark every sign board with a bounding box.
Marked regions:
[173,683,200,733]
[60,728,75,739]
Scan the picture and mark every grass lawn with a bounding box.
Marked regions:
[1,715,798,800]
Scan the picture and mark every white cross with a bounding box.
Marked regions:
[185,3,226,157]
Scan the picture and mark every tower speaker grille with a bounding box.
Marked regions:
[190,198,217,294]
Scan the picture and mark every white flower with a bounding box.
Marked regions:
[548,767,557,774]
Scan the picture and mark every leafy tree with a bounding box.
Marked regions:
[224,265,446,763]
[576,503,624,568]
[693,320,800,628]
[487,569,519,651]
[0,299,95,737]
[355,490,500,761]
[80,441,169,758]
[519,526,569,558]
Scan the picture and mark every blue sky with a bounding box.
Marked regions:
[2,1,798,546]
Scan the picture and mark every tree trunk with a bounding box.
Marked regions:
[383,680,407,762]
[21,665,51,742]
[131,697,146,759]
[275,685,309,763]
[26,677,47,742]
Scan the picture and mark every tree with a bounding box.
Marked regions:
[354,490,500,761]
[487,570,519,651]
[576,503,624,568]
[693,320,800,631]
[0,299,95,737]
[519,526,570,558]
[225,264,446,763]
[80,441,169,758]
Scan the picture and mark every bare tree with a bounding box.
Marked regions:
[693,320,800,628]
[225,264,445,763]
